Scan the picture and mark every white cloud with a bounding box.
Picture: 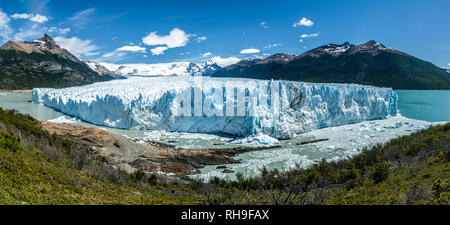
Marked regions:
[68,8,95,29]
[48,27,70,35]
[264,43,282,49]
[240,48,260,54]
[260,21,268,29]
[142,28,189,48]
[196,36,207,43]
[69,8,95,21]
[13,28,42,41]
[299,39,303,43]
[293,17,314,27]
[150,46,169,55]
[0,10,13,41]
[54,36,100,58]
[300,33,319,38]
[209,56,241,67]
[102,51,126,59]
[116,45,146,53]
[11,13,49,23]
[99,45,146,60]
[202,52,212,57]
[142,28,192,55]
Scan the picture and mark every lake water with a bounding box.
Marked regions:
[396,90,450,122]
[0,90,448,180]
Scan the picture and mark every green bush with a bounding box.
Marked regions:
[432,178,449,202]
[371,162,390,183]
[0,131,22,152]
[130,169,146,182]
[339,167,361,183]
[148,174,158,185]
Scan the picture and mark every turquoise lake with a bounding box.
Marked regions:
[396,90,450,122]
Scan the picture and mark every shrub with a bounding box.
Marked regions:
[371,162,390,183]
[130,169,146,182]
[0,131,22,152]
[339,167,361,183]
[432,178,449,200]
[148,174,158,185]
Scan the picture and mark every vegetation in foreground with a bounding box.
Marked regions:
[0,107,448,205]
[0,108,201,204]
[198,122,450,205]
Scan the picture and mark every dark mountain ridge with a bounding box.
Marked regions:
[0,34,120,89]
[213,40,450,89]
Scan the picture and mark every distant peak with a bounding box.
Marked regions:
[362,40,386,48]
[35,34,58,48]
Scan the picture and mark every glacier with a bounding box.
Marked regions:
[98,61,222,76]
[32,77,397,139]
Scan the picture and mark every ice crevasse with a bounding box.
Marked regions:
[32,77,397,139]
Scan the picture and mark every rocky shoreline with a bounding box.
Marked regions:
[40,120,280,183]
[0,89,32,93]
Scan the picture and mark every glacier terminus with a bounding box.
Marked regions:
[32,76,398,139]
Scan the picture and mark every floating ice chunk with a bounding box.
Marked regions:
[230,133,280,146]
[48,116,78,124]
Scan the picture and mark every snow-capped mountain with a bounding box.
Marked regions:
[298,40,404,58]
[299,42,353,58]
[98,60,222,76]
[83,60,123,79]
[213,40,450,89]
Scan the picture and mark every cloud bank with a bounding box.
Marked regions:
[54,36,100,58]
[12,13,49,23]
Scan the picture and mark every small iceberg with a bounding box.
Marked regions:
[48,116,78,124]
[230,133,280,146]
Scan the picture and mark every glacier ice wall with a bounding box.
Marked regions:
[32,77,397,139]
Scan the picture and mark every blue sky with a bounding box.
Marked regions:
[0,0,449,67]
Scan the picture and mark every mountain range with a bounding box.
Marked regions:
[212,40,450,89]
[0,34,121,90]
[98,60,221,76]
[1,35,449,90]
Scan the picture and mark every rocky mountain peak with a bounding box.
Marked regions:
[37,34,59,49]
[296,40,406,58]
[23,34,59,50]
[258,53,296,64]
[0,34,119,79]
[1,34,82,63]
[298,42,354,58]
[345,40,390,55]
